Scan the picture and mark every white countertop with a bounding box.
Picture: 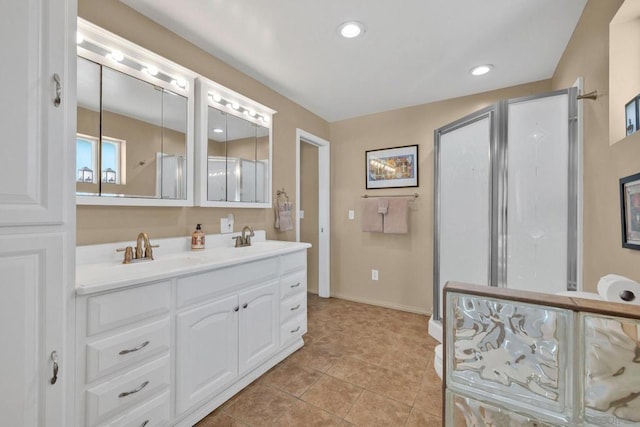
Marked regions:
[76,231,311,295]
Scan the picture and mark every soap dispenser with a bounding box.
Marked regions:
[192,224,205,250]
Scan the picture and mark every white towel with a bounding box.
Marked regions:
[275,199,293,231]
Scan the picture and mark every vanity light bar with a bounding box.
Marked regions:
[77,36,189,91]
[208,93,270,124]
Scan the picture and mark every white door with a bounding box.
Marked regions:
[238,281,279,374]
[0,0,74,425]
[175,294,239,414]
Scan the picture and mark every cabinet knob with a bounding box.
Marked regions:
[291,282,301,288]
[234,306,239,312]
[242,303,248,309]
[290,326,301,334]
[290,304,301,311]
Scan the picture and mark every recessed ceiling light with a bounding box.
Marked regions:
[338,21,365,39]
[470,64,493,76]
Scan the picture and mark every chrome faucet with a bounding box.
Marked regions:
[232,226,255,247]
[116,232,159,264]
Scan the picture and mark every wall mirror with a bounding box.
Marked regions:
[196,78,275,208]
[76,19,195,206]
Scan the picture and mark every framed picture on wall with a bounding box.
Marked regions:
[366,145,419,189]
[620,172,640,250]
[625,97,638,136]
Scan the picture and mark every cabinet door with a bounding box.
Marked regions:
[0,234,65,426]
[238,281,280,374]
[0,0,71,226]
[176,295,239,414]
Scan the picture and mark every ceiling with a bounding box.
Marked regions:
[121,0,587,122]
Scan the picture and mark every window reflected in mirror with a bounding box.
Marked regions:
[76,56,189,200]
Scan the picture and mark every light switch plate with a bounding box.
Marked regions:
[299,210,304,219]
[220,218,234,234]
[348,210,355,220]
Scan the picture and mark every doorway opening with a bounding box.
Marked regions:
[296,129,330,298]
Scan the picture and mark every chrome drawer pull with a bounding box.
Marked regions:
[290,282,301,288]
[119,340,150,355]
[290,304,301,311]
[118,380,149,398]
[290,326,301,333]
[140,420,149,427]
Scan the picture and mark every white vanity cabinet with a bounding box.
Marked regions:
[76,244,308,427]
[176,294,239,413]
[76,281,172,427]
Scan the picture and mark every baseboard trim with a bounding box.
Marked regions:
[329,292,431,315]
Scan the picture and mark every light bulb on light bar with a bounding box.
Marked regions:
[171,78,187,89]
[248,109,256,117]
[143,65,158,76]
[212,94,222,102]
[231,102,240,110]
[107,50,124,62]
[76,32,84,44]
[260,116,270,124]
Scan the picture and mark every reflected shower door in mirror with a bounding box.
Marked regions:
[75,19,195,206]
[197,77,275,207]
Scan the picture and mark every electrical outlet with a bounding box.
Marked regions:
[299,210,305,219]
[348,210,355,220]
[371,269,378,281]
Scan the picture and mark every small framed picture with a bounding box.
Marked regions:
[625,97,638,136]
[620,172,640,250]
[366,145,419,189]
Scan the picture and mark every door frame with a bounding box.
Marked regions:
[295,129,330,298]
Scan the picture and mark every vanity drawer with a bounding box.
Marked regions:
[177,257,278,308]
[87,282,171,336]
[280,270,307,301]
[86,355,170,427]
[86,317,170,382]
[280,292,306,324]
[280,251,307,275]
[280,314,307,346]
[107,389,170,427]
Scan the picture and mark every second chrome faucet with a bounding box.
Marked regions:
[233,226,255,247]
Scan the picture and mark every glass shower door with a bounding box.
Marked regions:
[504,90,578,293]
[434,106,496,320]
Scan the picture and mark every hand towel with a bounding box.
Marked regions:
[377,198,389,215]
[361,198,383,232]
[383,198,409,234]
[275,199,294,231]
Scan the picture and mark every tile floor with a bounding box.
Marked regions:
[196,294,442,426]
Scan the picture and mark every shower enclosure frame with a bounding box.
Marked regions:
[432,88,579,322]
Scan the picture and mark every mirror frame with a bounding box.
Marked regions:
[76,18,196,207]
[195,78,276,208]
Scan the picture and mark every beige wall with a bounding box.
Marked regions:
[552,0,640,292]
[77,0,329,245]
[300,143,319,294]
[328,80,551,313]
